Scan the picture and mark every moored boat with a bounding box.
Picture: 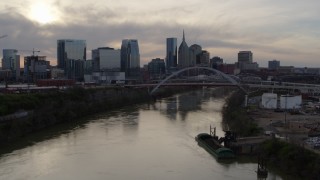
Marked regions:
[195,133,235,159]
[256,157,268,178]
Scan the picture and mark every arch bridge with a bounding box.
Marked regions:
[149,67,246,95]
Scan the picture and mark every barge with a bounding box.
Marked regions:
[195,127,235,159]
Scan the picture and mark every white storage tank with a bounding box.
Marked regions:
[280,95,302,109]
[261,93,277,109]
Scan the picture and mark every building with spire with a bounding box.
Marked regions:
[178,30,190,68]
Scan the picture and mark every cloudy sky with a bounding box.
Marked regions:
[0,0,319,67]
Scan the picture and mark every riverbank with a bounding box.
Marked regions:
[0,86,189,145]
[222,89,320,179]
[222,90,262,137]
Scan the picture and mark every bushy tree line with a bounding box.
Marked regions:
[260,139,320,180]
[222,90,261,136]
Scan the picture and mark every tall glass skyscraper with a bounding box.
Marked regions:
[121,39,140,77]
[166,38,177,70]
[57,39,86,69]
[57,39,86,80]
[2,49,20,80]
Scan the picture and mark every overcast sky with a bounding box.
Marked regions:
[1,0,319,67]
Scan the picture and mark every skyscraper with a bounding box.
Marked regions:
[166,38,177,70]
[178,30,189,68]
[2,49,20,80]
[238,51,253,63]
[148,58,165,79]
[57,39,86,69]
[57,39,86,80]
[237,51,254,71]
[92,47,120,72]
[121,39,140,77]
[189,44,202,66]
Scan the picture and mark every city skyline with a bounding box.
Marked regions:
[0,0,320,67]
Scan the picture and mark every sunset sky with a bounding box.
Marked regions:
[0,0,319,67]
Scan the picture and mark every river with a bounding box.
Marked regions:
[0,88,282,180]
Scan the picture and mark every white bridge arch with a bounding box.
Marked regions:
[150,66,247,95]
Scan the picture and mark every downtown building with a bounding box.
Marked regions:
[92,47,121,72]
[90,47,124,84]
[189,44,201,67]
[237,51,258,71]
[148,58,165,80]
[57,39,86,81]
[121,39,140,78]
[189,44,210,67]
[166,38,177,72]
[178,31,210,69]
[1,49,20,81]
[24,55,50,83]
[268,60,280,70]
[178,31,190,68]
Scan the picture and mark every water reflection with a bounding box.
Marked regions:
[0,88,284,180]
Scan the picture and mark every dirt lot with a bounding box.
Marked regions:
[249,108,320,141]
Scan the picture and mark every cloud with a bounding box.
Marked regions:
[1,0,320,68]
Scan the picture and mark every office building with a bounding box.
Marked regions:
[189,44,202,66]
[268,60,280,70]
[238,51,253,63]
[166,38,177,70]
[238,51,254,71]
[121,39,140,77]
[198,50,210,66]
[178,30,189,68]
[64,59,84,81]
[57,39,86,80]
[92,47,120,72]
[2,49,20,80]
[148,58,165,79]
[57,39,86,69]
[84,59,93,74]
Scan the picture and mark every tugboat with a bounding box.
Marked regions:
[195,126,235,160]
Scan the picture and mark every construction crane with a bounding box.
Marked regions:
[18,48,40,56]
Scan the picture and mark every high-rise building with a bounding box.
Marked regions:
[57,39,86,69]
[166,38,177,70]
[84,60,93,75]
[64,59,85,81]
[92,47,120,72]
[238,51,253,63]
[121,39,140,77]
[189,44,202,66]
[268,60,280,70]
[2,49,20,80]
[148,58,165,79]
[178,30,189,68]
[57,39,86,80]
[199,50,210,66]
[238,51,253,71]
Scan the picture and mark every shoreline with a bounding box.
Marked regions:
[222,90,320,179]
